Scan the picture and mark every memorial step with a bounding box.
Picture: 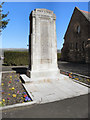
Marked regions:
[20,74,31,83]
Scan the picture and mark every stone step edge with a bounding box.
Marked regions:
[22,83,43,104]
[22,83,34,101]
[20,74,31,83]
[0,100,36,110]
[72,79,90,88]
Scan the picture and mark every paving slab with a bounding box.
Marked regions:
[23,74,89,104]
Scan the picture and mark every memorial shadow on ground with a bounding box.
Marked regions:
[12,67,28,74]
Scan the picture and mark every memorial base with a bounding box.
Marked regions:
[27,69,60,81]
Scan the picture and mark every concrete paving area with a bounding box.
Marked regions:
[22,74,89,104]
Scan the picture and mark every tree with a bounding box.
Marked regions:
[0,2,10,32]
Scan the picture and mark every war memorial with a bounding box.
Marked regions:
[27,8,60,81]
[20,9,88,103]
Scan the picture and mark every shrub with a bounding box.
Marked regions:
[57,53,61,60]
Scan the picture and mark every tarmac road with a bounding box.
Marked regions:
[1,61,90,77]
[58,61,90,77]
[2,94,89,118]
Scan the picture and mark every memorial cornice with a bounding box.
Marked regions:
[31,8,56,20]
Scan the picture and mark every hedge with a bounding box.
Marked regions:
[4,51,29,66]
[3,51,61,66]
[57,53,61,60]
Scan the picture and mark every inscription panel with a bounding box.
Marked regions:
[40,20,51,63]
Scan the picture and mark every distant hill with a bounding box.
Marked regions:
[2,48,28,51]
[1,48,61,52]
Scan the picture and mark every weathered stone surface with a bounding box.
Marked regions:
[28,9,59,80]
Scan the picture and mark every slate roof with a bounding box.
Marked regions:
[64,7,90,39]
[80,10,90,22]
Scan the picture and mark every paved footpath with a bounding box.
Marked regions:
[23,74,89,104]
[2,94,89,118]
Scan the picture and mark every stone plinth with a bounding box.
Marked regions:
[27,9,60,80]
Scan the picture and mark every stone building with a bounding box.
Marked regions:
[61,7,90,63]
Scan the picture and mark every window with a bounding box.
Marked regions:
[77,25,80,34]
